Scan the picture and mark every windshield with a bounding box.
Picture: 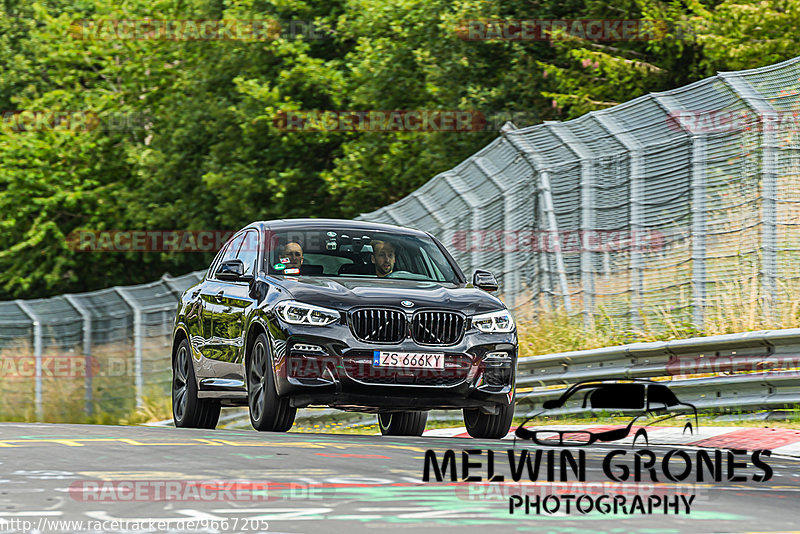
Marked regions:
[264,228,460,283]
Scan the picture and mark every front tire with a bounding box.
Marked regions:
[463,402,514,439]
[378,411,428,436]
[172,338,220,429]
[248,332,296,432]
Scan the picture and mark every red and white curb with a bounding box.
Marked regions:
[423,426,800,457]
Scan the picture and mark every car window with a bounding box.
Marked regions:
[211,233,245,280]
[264,227,459,283]
[420,247,445,280]
[207,244,229,279]
[236,229,259,277]
[303,253,352,275]
[223,233,245,262]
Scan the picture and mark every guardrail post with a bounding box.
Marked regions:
[114,287,143,409]
[720,74,779,321]
[15,300,43,421]
[63,295,93,416]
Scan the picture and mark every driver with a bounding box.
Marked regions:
[371,240,396,277]
[280,242,304,270]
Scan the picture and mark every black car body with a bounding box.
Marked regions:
[171,219,517,438]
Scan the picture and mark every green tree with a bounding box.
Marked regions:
[1,0,798,299]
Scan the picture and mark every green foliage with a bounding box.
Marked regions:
[0,0,797,298]
[678,0,800,73]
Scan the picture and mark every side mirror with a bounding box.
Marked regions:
[473,269,498,292]
[216,259,246,281]
[542,399,561,410]
[248,278,268,302]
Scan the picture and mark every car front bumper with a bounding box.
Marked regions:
[268,320,517,413]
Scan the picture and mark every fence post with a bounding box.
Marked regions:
[690,133,708,328]
[536,193,553,308]
[547,122,595,327]
[497,123,546,308]
[443,172,484,285]
[474,156,518,309]
[15,300,43,420]
[653,93,707,329]
[413,189,454,264]
[114,287,143,409]
[720,73,779,321]
[502,130,571,311]
[412,190,449,230]
[593,111,644,328]
[63,295,93,417]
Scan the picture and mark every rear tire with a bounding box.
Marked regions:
[463,402,514,439]
[378,411,427,436]
[248,333,296,432]
[172,338,220,429]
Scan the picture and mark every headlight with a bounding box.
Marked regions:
[471,309,515,333]
[274,300,340,326]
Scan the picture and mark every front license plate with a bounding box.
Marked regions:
[373,351,445,369]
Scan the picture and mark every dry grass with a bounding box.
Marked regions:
[119,395,173,425]
[516,275,800,357]
[0,341,158,424]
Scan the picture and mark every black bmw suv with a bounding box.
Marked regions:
[172,219,517,438]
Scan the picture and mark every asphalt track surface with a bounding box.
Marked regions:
[1,423,799,533]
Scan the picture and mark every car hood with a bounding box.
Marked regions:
[273,276,506,315]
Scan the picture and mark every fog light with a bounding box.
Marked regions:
[293,343,324,352]
[484,351,511,366]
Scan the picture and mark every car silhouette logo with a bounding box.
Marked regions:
[401,300,414,308]
[515,379,698,447]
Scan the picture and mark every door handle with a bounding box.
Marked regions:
[214,290,225,302]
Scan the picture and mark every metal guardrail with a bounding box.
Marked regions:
[514,329,800,414]
[155,328,800,429]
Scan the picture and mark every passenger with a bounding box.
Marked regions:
[371,240,396,277]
